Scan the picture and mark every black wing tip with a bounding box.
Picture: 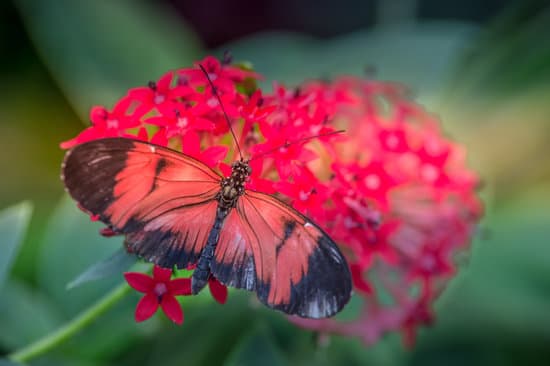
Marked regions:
[61,138,137,223]
[124,224,201,270]
[256,234,353,319]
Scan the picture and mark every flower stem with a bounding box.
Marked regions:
[8,282,131,364]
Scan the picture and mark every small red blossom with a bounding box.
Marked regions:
[274,168,330,219]
[179,55,260,95]
[238,158,276,194]
[60,96,140,149]
[128,71,194,117]
[350,263,373,294]
[124,266,191,324]
[378,125,409,153]
[208,276,228,304]
[401,295,435,347]
[181,131,229,169]
[253,122,318,178]
[145,104,215,139]
[237,90,277,145]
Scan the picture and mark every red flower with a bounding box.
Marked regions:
[60,96,140,149]
[274,167,330,219]
[378,125,409,153]
[128,71,193,117]
[124,266,191,324]
[253,122,318,178]
[237,90,276,145]
[181,131,228,169]
[179,55,260,96]
[350,263,373,294]
[145,104,215,140]
[208,276,228,304]
[401,294,434,347]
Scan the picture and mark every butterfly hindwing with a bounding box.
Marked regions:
[62,138,221,269]
[211,190,352,318]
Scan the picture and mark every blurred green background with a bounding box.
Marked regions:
[1,0,550,365]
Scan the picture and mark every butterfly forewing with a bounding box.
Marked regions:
[62,138,221,269]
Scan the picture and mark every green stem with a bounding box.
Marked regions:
[8,282,131,364]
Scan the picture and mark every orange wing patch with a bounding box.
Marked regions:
[105,142,220,227]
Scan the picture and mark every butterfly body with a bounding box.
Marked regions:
[193,160,250,293]
[62,138,352,318]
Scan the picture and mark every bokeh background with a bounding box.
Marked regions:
[1,0,550,365]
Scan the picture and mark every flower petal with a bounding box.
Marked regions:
[350,264,373,294]
[160,295,184,324]
[168,278,192,296]
[124,272,154,293]
[208,277,228,304]
[157,71,174,90]
[201,145,229,168]
[135,293,159,322]
[153,265,173,282]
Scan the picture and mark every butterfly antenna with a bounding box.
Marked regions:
[199,63,243,160]
[249,129,346,162]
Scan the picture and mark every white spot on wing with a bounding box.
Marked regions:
[149,145,156,153]
[307,300,322,318]
[244,257,255,289]
[89,155,111,165]
[304,222,313,228]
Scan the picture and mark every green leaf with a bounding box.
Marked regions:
[0,279,62,349]
[443,1,550,103]
[66,248,137,290]
[142,294,262,366]
[36,196,127,316]
[0,359,24,366]
[14,0,204,119]
[223,23,478,103]
[0,202,33,290]
[223,326,286,366]
[412,194,550,356]
[30,196,144,360]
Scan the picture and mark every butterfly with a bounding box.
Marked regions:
[61,137,352,318]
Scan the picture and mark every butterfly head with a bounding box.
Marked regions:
[218,160,252,209]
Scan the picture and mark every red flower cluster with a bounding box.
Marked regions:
[288,78,483,345]
[62,55,482,342]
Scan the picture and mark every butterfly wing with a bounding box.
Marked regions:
[62,137,221,269]
[211,190,352,318]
